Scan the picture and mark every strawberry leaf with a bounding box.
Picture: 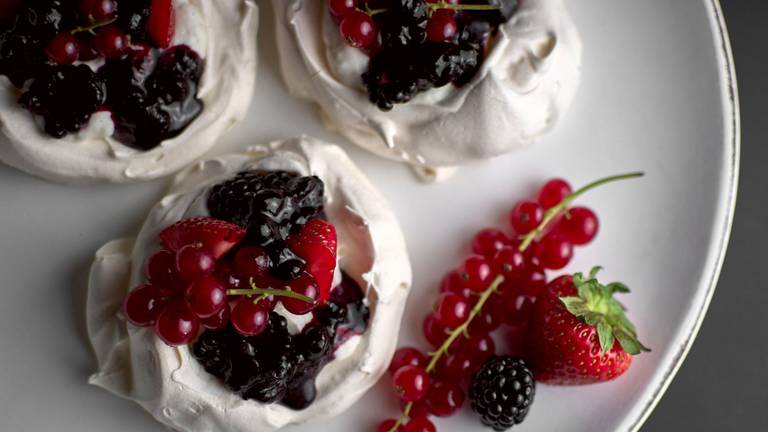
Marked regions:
[607,282,630,294]
[597,320,614,353]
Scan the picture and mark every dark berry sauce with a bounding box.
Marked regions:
[356,0,519,111]
[193,273,371,410]
[0,0,204,150]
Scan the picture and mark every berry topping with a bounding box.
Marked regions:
[147,0,175,48]
[159,217,246,259]
[146,249,182,292]
[231,298,270,336]
[339,11,378,49]
[287,218,338,302]
[94,25,128,59]
[527,270,650,384]
[46,33,80,64]
[281,273,320,315]
[80,0,118,23]
[185,275,227,318]
[123,284,166,327]
[176,244,215,282]
[329,0,357,19]
[469,356,535,431]
[154,302,200,346]
[234,246,272,280]
[426,9,459,42]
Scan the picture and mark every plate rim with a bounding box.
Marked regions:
[624,0,741,430]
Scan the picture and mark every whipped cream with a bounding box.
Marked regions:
[0,0,258,183]
[86,136,413,432]
[272,0,582,181]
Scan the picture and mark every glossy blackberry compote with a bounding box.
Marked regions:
[330,0,519,111]
[0,0,204,149]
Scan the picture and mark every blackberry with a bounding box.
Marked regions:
[469,356,535,431]
[115,0,152,40]
[192,273,370,410]
[20,64,106,137]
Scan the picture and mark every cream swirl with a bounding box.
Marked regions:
[273,0,582,181]
[86,136,413,431]
[0,0,258,183]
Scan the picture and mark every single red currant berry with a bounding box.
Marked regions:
[426,9,458,42]
[94,25,128,59]
[185,275,226,318]
[146,249,182,294]
[234,246,272,279]
[80,0,117,22]
[329,0,356,18]
[560,206,599,245]
[472,228,511,257]
[339,11,378,48]
[439,270,474,301]
[46,33,80,64]
[403,417,436,432]
[495,293,536,327]
[77,37,100,61]
[538,178,572,209]
[389,347,427,375]
[492,246,525,278]
[376,419,401,432]
[459,255,493,292]
[460,334,496,362]
[534,234,573,270]
[436,352,476,383]
[176,244,215,282]
[423,314,449,347]
[281,273,319,315]
[123,284,166,327]
[393,365,430,402]
[510,200,544,235]
[231,299,269,336]
[521,265,547,296]
[154,302,200,346]
[425,381,465,417]
[201,302,230,330]
[435,292,470,328]
[468,309,500,335]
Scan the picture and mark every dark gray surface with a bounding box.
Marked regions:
[643,2,768,431]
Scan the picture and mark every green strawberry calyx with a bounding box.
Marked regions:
[559,267,651,356]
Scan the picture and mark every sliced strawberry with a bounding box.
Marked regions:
[147,0,175,48]
[159,217,245,259]
[287,219,338,302]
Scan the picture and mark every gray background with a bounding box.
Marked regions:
[644,2,768,430]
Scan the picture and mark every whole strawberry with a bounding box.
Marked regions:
[527,267,649,384]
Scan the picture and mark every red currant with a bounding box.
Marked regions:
[123,284,166,327]
[281,273,319,315]
[80,0,117,22]
[154,302,200,346]
[425,381,465,417]
[393,365,430,402]
[376,419,401,432]
[538,178,572,209]
[403,417,436,432]
[185,275,226,318]
[176,244,215,282]
[423,314,449,347]
[435,292,470,328]
[77,37,100,61]
[401,399,429,418]
[468,308,500,335]
[46,33,80,64]
[459,255,493,292]
[439,270,474,301]
[94,25,128,59]
[510,200,544,235]
[560,206,599,245]
[426,9,458,42]
[460,333,495,362]
[339,11,377,48]
[521,265,547,296]
[231,298,269,336]
[329,0,356,18]
[201,302,230,330]
[491,246,525,278]
[495,293,536,327]
[436,352,476,383]
[389,347,427,375]
[234,246,272,280]
[534,234,573,270]
[471,228,511,257]
[146,250,182,293]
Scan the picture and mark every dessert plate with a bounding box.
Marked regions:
[0,1,737,432]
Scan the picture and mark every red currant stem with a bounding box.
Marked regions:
[388,275,506,432]
[364,6,388,16]
[517,172,645,251]
[252,293,270,304]
[70,16,117,36]
[427,2,501,12]
[226,278,315,304]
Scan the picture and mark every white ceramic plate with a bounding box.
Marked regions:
[0,0,737,431]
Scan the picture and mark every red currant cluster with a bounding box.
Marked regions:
[45,0,174,65]
[376,178,602,432]
[329,0,469,50]
[123,217,336,346]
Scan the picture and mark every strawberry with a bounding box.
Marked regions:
[147,0,175,48]
[159,217,245,259]
[287,219,337,302]
[526,267,649,384]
